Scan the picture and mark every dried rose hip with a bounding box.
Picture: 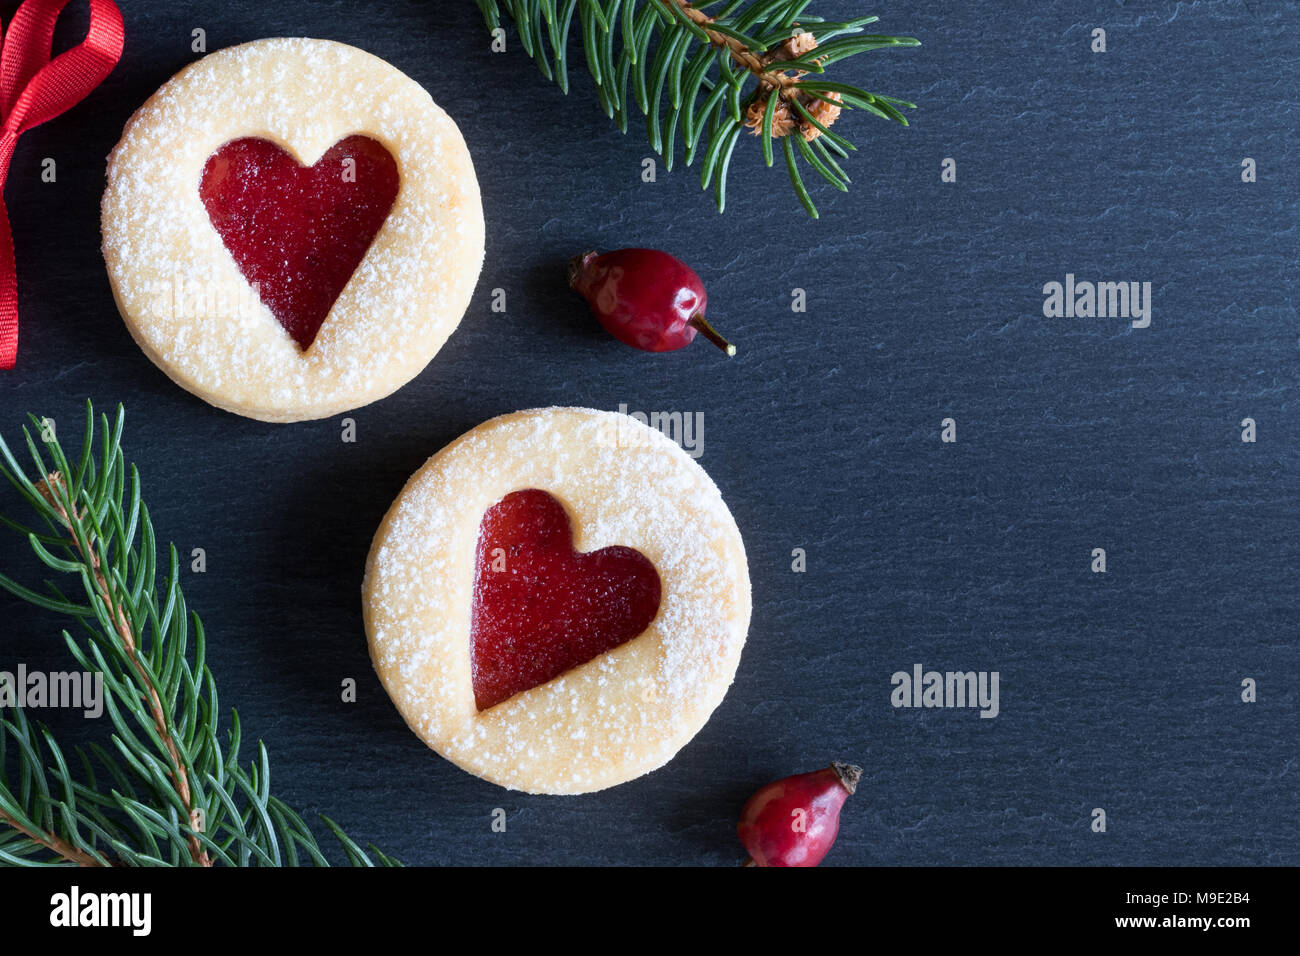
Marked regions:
[738,762,862,867]
[568,248,735,356]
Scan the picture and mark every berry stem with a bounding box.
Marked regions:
[567,251,599,293]
[831,762,863,795]
[688,315,737,356]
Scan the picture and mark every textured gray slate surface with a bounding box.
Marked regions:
[0,0,1295,865]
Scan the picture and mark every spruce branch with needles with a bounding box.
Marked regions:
[475,0,919,217]
[0,403,398,867]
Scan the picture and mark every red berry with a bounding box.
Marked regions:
[568,248,736,356]
[738,762,862,867]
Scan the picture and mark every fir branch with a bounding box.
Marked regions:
[34,471,208,866]
[0,806,99,866]
[0,404,397,867]
[477,0,919,217]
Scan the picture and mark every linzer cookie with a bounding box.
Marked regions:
[101,38,484,422]
[363,407,751,794]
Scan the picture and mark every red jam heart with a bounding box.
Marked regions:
[470,489,662,711]
[199,136,399,351]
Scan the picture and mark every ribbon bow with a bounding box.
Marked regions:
[0,0,123,369]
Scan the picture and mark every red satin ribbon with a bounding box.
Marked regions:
[0,0,123,369]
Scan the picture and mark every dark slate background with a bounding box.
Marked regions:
[0,0,1295,866]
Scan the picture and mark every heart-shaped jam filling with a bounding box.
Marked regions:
[199,136,400,350]
[470,489,662,711]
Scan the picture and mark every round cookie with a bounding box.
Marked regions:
[101,38,484,423]
[363,407,751,794]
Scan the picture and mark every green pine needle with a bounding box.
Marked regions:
[477,0,918,215]
[0,403,398,867]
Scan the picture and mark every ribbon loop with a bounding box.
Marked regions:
[0,0,123,369]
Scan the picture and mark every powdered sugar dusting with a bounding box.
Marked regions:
[101,38,485,423]
[363,407,752,794]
